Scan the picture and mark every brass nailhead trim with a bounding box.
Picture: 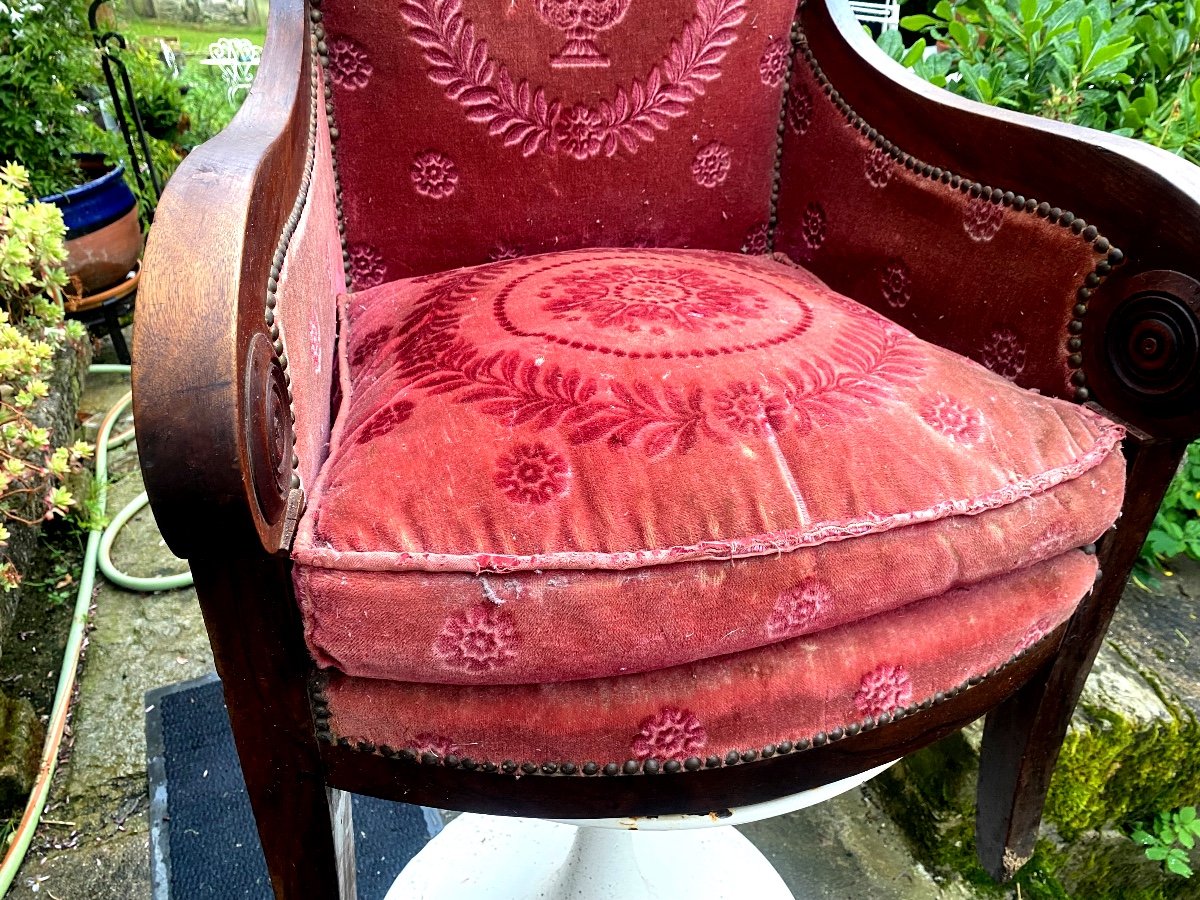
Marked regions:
[260,36,321,502]
[789,18,1123,405]
[312,12,354,288]
[763,16,804,254]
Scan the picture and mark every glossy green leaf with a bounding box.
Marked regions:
[901,38,929,67]
[1166,856,1194,878]
[901,14,942,30]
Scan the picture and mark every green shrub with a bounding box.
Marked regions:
[0,0,239,210]
[0,162,92,589]
[84,43,186,215]
[126,45,187,141]
[1138,444,1200,584]
[1131,806,1200,878]
[86,42,246,214]
[179,70,243,149]
[0,0,98,196]
[880,0,1200,161]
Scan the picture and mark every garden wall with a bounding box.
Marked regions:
[127,0,261,26]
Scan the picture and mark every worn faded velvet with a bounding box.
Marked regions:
[320,551,1098,767]
[775,38,1105,403]
[275,68,345,493]
[317,0,796,282]
[292,248,1125,685]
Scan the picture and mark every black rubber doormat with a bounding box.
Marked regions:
[146,674,440,900]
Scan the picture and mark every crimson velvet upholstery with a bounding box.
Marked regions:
[317,0,798,282]
[274,67,344,495]
[129,0,1200,891]
[294,247,1125,766]
[776,36,1110,405]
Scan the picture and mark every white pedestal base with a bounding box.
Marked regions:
[385,761,896,899]
[386,814,794,900]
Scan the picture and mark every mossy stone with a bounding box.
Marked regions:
[0,689,44,815]
[870,641,1200,898]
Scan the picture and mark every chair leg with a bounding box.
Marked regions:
[975,436,1184,881]
[190,554,355,900]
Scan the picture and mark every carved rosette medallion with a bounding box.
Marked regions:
[244,332,294,531]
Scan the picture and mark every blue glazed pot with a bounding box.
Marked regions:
[40,165,142,296]
[40,164,137,240]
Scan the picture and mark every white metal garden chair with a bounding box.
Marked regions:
[201,37,262,103]
[849,0,901,30]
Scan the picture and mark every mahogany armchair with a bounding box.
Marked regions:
[132,0,1200,896]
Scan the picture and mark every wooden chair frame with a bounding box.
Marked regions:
[132,0,1200,896]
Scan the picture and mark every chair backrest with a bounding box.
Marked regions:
[317,0,801,285]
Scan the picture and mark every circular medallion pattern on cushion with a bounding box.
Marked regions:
[493,252,814,358]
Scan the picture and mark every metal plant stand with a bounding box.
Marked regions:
[88,0,161,214]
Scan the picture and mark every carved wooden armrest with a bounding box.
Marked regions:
[133,0,324,559]
[783,0,1200,444]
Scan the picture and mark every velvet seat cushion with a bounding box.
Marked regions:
[318,550,1097,769]
[292,248,1125,686]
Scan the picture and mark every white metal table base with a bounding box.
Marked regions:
[385,760,895,899]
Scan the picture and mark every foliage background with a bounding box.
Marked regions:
[0,0,97,196]
[0,0,255,204]
[881,0,1200,160]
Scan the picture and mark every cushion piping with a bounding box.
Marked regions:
[293,411,1123,574]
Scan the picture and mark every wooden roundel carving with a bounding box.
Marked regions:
[1104,271,1200,411]
[243,332,294,533]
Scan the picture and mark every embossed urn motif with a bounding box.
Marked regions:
[401,0,747,159]
[534,0,632,68]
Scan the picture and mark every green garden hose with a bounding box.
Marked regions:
[87,364,193,593]
[0,363,190,896]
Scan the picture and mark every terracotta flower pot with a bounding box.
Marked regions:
[41,165,143,296]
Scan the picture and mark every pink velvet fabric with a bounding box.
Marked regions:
[317,0,796,280]
[775,38,1104,403]
[321,550,1098,766]
[292,248,1125,685]
[275,68,346,492]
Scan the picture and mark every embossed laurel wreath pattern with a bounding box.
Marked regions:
[399,0,747,159]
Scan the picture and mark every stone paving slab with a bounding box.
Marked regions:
[10,832,150,899]
[740,788,977,899]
